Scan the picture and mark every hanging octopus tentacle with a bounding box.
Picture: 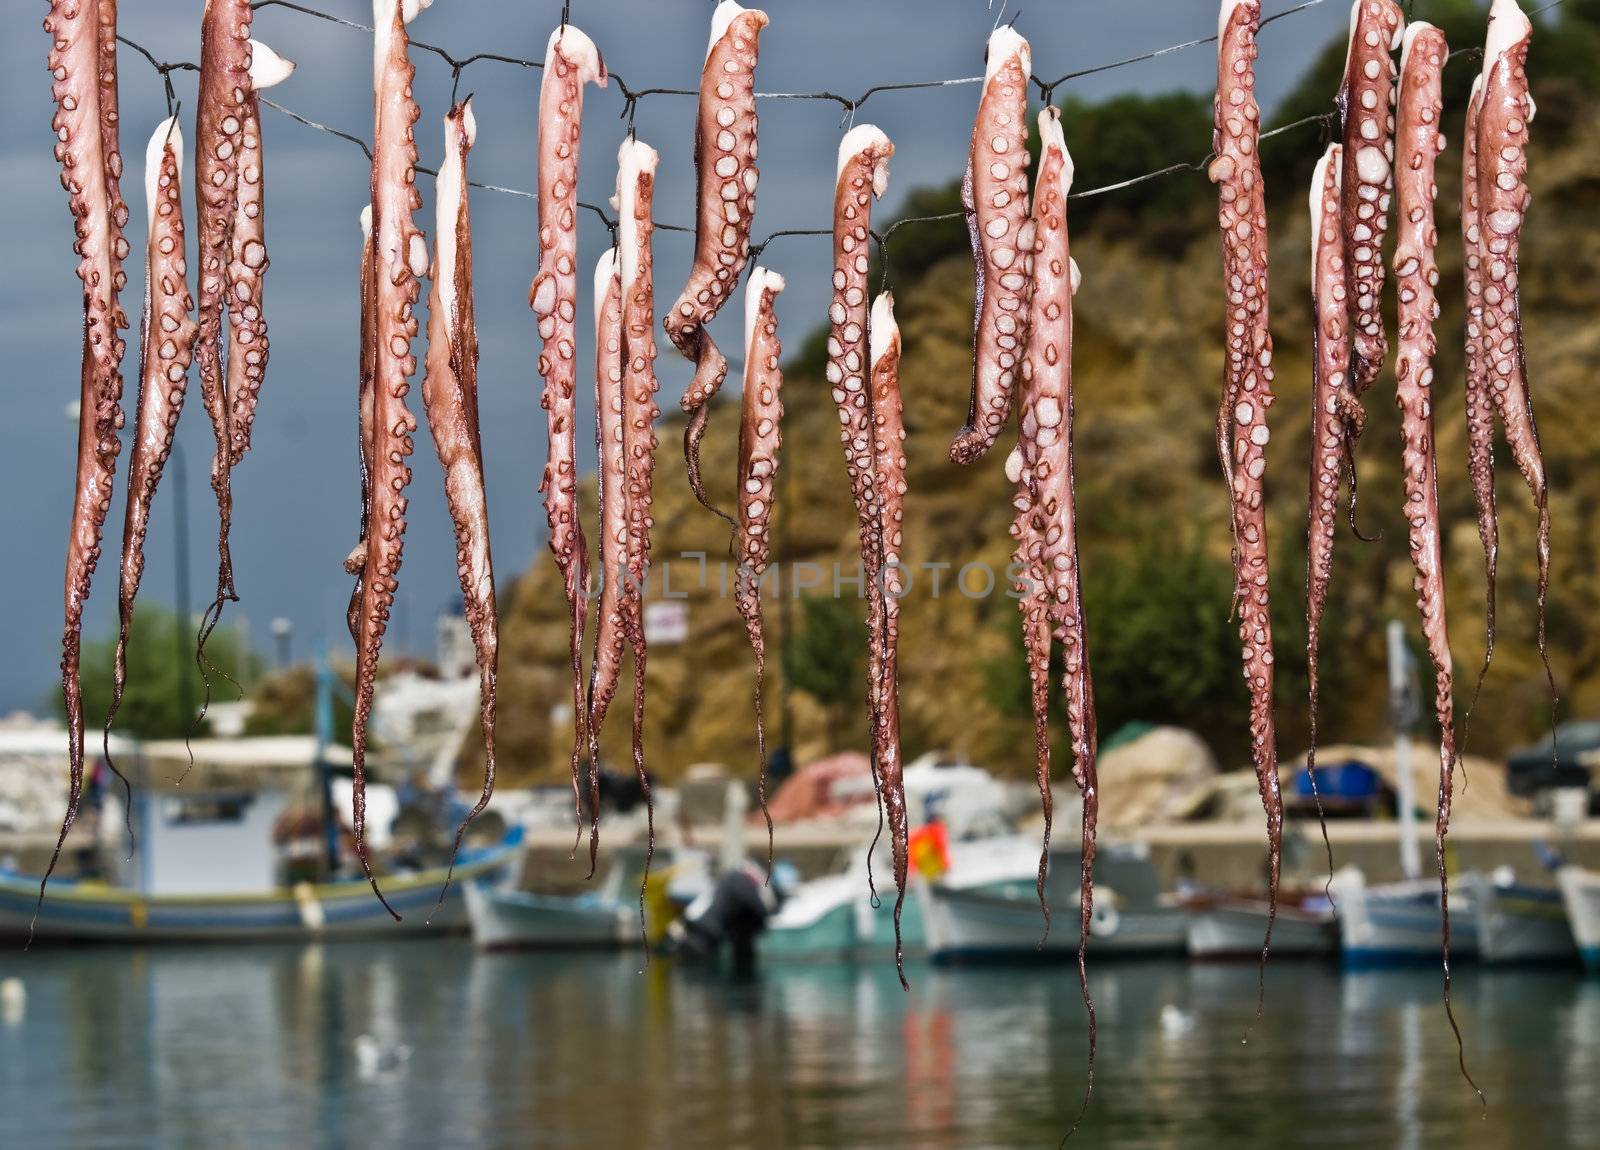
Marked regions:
[1338,0,1404,403]
[830,124,896,906]
[1022,108,1099,1112]
[423,100,500,900]
[192,0,253,667]
[1460,77,1499,727]
[617,137,662,910]
[586,248,626,872]
[1209,0,1283,982]
[1395,20,1483,1101]
[1305,143,1350,884]
[351,0,428,919]
[41,0,130,916]
[868,293,910,987]
[735,268,786,873]
[223,41,292,468]
[1476,0,1555,717]
[950,27,1034,465]
[531,24,605,849]
[665,1,768,523]
[345,205,378,643]
[107,118,199,789]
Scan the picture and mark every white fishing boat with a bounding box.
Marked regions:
[920,840,1185,962]
[1330,867,1481,965]
[1184,890,1337,959]
[1465,869,1575,964]
[1556,865,1600,971]
[464,860,636,950]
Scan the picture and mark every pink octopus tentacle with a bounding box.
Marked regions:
[1395,20,1484,1102]
[950,27,1034,466]
[735,268,786,872]
[1337,0,1404,403]
[423,100,501,901]
[1305,142,1350,882]
[345,206,378,643]
[192,0,253,657]
[42,0,130,916]
[868,294,910,987]
[1460,79,1499,724]
[617,138,661,901]
[1210,0,1283,984]
[1476,0,1555,716]
[1023,106,1099,1118]
[531,24,606,850]
[223,41,292,467]
[830,125,896,905]
[94,1,129,318]
[107,118,199,780]
[665,2,768,523]
[586,248,626,871]
[351,0,428,919]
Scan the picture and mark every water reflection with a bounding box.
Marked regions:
[2,944,1596,1148]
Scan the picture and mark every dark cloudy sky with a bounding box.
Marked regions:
[0,0,1354,715]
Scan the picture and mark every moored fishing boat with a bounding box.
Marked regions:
[1556,865,1600,971]
[1330,867,1481,965]
[464,864,635,950]
[1465,869,1575,964]
[1184,890,1337,959]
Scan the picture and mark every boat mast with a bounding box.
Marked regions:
[1386,619,1423,881]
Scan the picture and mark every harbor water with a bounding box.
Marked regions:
[3,942,1598,1148]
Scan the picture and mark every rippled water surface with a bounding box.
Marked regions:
[3,943,1598,1148]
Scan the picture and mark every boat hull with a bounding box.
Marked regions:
[463,880,633,950]
[1557,866,1600,972]
[1331,871,1481,966]
[1186,901,1336,960]
[1468,876,1575,964]
[920,884,1185,963]
[0,848,516,944]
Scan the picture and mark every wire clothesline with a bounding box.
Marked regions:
[116,0,1566,283]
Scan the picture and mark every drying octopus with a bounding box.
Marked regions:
[1009,107,1099,1079]
[347,207,377,643]
[829,125,909,973]
[1395,19,1478,1080]
[1466,0,1552,705]
[734,268,786,864]
[531,24,606,844]
[665,1,768,523]
[1304,143,1355,841]
[950,26,1035,466]
[350,0,428,916]
[1338,0,1404,408]
[868,293,909,982]
[586,137,662,873]
[192,0,292,661]
[1208,0,1283,958]
[106,119,200,776]
[422,99,499,888]
[43,0,130,902]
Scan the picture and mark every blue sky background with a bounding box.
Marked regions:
[0,0,1352,715]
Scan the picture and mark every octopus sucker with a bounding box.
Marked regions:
[664,1,768,524]
[1019,106,1099,1113]
[1337,0,1404,404]
[830,124,899,931]
[531,23,606,851]
[106,117,199,791]
[42,0,130,912]
[950,26,1034,466]
[1304,142,1351,882]
[868,292,909,987]
[423,99,499,899]
[618,137,662,909]
[1474,0,1555,728]
[1395,19,1482,1100]
[351,0,429,919]
[1209,0,1283,978]
[735,267,786,872]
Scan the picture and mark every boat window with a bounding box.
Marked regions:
[163,794,253,825]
